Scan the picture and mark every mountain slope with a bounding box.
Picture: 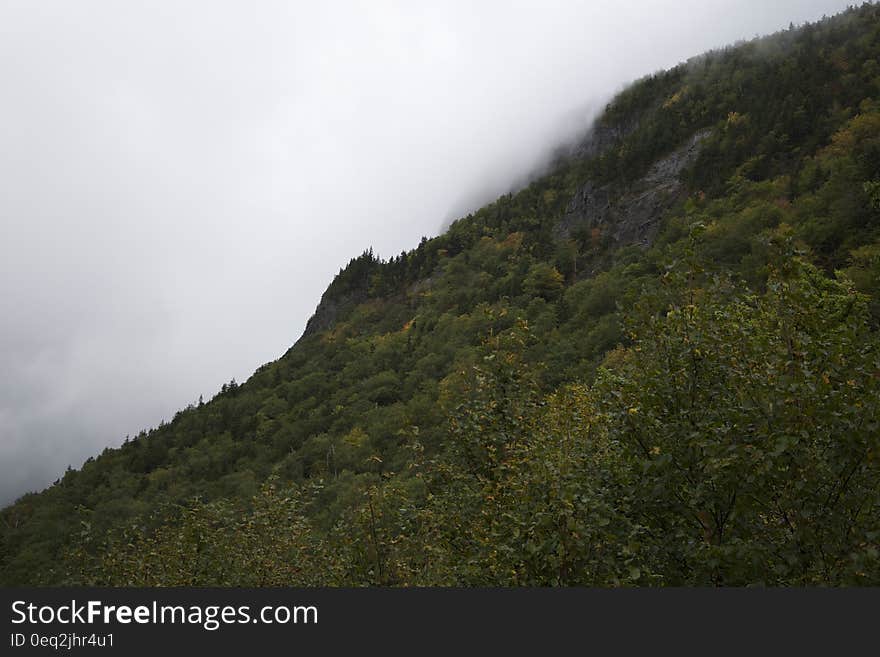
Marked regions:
[3,4,880,586]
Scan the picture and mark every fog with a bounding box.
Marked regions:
[0,0,856,504]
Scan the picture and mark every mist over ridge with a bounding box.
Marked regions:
[0,1,857,505]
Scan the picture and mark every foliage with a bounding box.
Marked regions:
[4,4,880,586]
[68,480,339,586]
[592,246,880,584]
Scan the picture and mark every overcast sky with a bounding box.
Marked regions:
[0,0,857,505]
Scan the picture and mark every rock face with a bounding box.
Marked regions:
[301,287,368,339]
[571,119,639,162]
[558,129,711,248]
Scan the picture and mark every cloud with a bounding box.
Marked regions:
[0,0,855,504]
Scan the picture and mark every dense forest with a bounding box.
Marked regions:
[3,4,880,586]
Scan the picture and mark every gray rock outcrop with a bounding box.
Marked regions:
[559,129,711,248]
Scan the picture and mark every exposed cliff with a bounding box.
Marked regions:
[558,128,710,248]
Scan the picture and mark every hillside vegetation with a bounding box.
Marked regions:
[3,4,880,586]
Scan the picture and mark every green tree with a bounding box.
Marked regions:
[595,249,880,584]
[524,263,565,301]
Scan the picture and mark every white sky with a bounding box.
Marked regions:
[0,0,857,504]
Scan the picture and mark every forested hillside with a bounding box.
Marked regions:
[3,4,880,586]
